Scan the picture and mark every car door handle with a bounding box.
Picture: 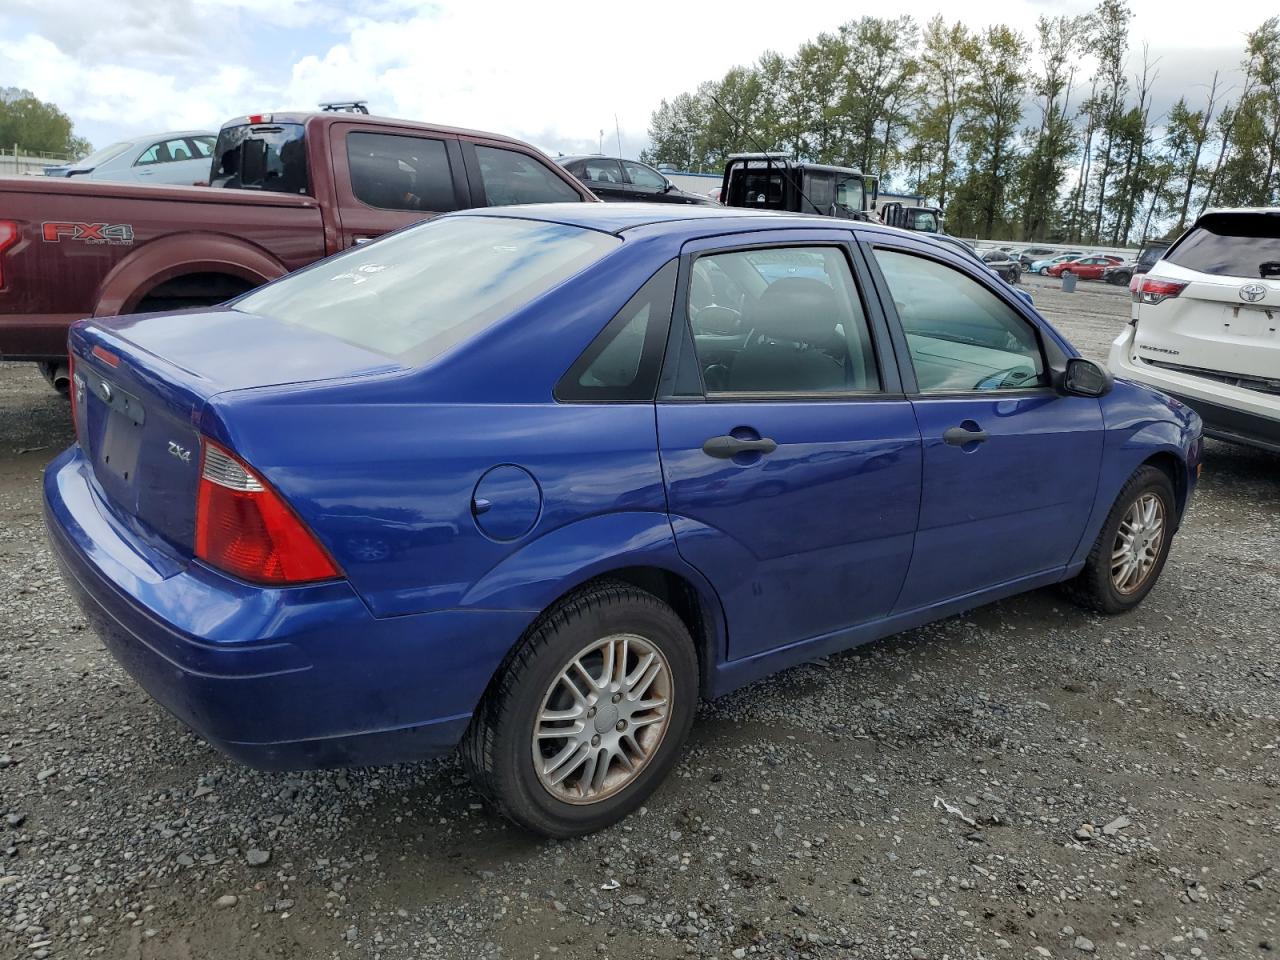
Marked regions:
[942,425,989,446]
[702,435,778,458]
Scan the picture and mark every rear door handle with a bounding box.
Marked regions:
[702,435,778,459]
[942,425,989,446]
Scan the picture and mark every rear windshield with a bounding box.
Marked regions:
[233,216,620,362]
[1166,213,1280,278]
[210,121,308,194]
[75,141,131,168]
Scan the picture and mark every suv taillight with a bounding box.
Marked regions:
[195,440,341,585]
[1136,277,1187,305]
[0,220,18,288]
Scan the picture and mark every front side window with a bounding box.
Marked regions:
[687,246,879,395]
[474,145,581,205]
[136,138,192,166]
[190,136,215,158]
[803,173,834,215]
[235,216,618,363]
[623,161,666,191]
[874,249,1046,393]
[347,132,456,212]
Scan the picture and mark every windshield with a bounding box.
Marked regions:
[834,177,864,213]
[210,121,308,194]
[74,141,131,168]
[234,216,621,363]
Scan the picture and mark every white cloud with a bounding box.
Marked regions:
[0,0,1265,158]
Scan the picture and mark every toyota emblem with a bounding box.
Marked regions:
[1240,283,1266,303]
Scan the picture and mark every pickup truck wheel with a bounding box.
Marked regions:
[1062,465,1176,614]
[461,580,698,838]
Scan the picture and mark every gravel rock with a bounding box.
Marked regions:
[214,895,238,910]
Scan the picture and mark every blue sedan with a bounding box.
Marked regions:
[44,204,1202,837]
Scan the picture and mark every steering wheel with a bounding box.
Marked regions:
[973,366,1036,390]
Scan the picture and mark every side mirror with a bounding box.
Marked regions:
[662,180,676,193]
[1062,357,1113,397]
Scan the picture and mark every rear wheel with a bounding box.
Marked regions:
[461,580,698,837]
[1063,465,1176,614]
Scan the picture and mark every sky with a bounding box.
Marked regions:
[0,0,1268,163]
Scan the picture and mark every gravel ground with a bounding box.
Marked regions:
[2,274,1277,960]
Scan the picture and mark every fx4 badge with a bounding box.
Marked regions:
[168,441,192,464]
[42,222,135,245]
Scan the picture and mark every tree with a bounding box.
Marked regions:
[910,16,975,210]
[1164,74,1219,233]
[1084,0,1132,243]
[1018,15,1084,240]
[948,26,1028,238]
[0,88,90,157]
[836,16,920,178]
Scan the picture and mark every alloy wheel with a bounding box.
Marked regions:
[531,634,673,804]
[1111,493,1165,594]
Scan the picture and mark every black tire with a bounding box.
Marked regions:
[1062,465,1176,614]
[461,580,698,837]
[1039,266,1051,275]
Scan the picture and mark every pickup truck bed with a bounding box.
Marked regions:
[0,110,594,381]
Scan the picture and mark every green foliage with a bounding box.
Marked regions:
[0,88,90,158]
[645,8,1280,241]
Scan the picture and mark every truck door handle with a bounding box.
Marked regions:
[943,425,989,446]
[702,435,778,459]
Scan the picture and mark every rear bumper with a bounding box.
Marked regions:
[1109,328,1280,454]
[43,447,528,769]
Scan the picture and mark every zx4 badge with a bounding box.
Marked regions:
[167,441,192,464]
[42,222,135,245]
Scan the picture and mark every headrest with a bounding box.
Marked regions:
[749,277,840,342]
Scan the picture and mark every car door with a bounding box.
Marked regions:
[462,141,589,207]
[329,124,469,249]
[576,158,629,201]
[621,160,673,203]
[864,239,1105,611]
[656,233,922,661]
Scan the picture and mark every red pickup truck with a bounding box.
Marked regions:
[0,111,595,390]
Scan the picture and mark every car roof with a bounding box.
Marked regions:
[219,111,539,148]
[446,202,965,247]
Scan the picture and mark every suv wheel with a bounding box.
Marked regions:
[462,580,698,837]
[1063,465,1176,614]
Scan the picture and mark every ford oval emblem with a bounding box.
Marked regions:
[1240,283,1266,303]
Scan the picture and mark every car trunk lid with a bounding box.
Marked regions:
[69,308,402,556]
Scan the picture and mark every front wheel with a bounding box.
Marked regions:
[1063,465,1176,614]
[461,580,698,837]
[1039,266,1052,275]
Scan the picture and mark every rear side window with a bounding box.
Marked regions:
[347,132,456,212]
[1165,213,1280,278]
[234,216,619,363]
[474,145,581,205]
[557,261,677,401]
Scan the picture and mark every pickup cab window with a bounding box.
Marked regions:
[474,145,580,206]
[211,121,309,195]
[347,132,457,212]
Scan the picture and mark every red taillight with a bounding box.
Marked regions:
[0,220,19,288]
[91,344,120,367]
[195,440,341,585]
[1137,277,1186,305]
[248,114,264,124]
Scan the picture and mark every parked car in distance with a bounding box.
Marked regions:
[1102,239,1172,286]
[1030,252,1087,274]
[930,235,1027,297]
[980,248,1022,284]
[46,203,1202,838]
[1046,255,1124,280]
[557,156,715,205]
[720,153,878,220]
[0,111,594,388]
[1110,208,1279,453]
[1017,246,1058,267]
[42,131,217,186]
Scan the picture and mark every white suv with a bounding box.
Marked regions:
[1109,209,1280,454]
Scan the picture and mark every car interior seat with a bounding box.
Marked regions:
[728,278,848,392]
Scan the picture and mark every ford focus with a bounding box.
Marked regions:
[45,204,1202,837]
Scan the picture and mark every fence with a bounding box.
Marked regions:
[0,145,74,177]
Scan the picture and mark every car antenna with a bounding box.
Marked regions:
[614,115,623,158]
[707,92,820,216]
